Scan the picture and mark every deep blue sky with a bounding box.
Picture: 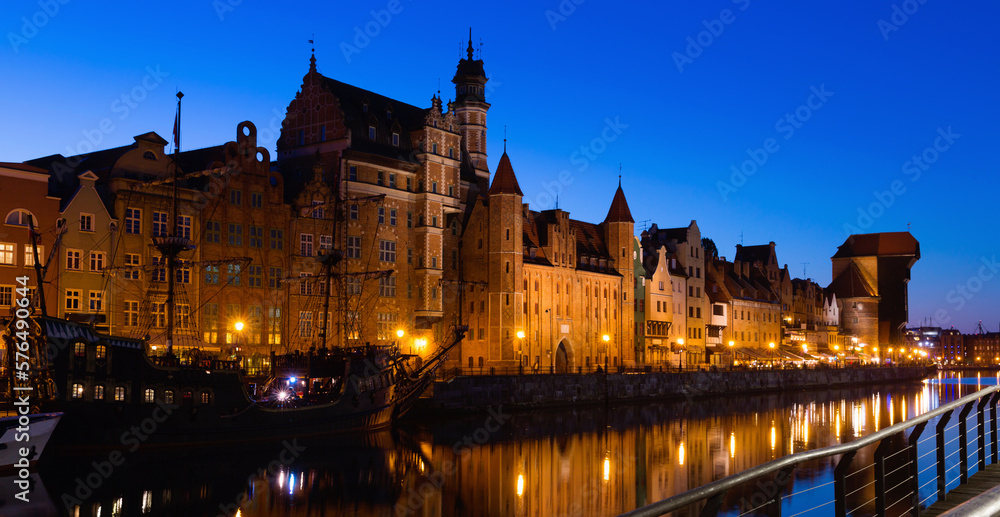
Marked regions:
[2,1,997,332]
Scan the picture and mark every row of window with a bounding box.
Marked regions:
[0,243,43,267]
[69,384,211,404]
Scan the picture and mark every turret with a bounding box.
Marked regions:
[452,28,490,190]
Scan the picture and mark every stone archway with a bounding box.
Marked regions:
[555,338,575,373]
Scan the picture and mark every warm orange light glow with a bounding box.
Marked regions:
[516,330,525,339]
[602,334,610,342]
[603,457,610,481]
[678,443,685,466]
[769,342,775,349]
[517,474,524,496]
[234,321,244,331]
[396,329,405,338]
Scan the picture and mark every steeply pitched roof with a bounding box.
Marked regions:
[488,151,522,196]
[734,243,775,266]
[834,232,920,258]
[604,183,633,223]
[829,262,877,298]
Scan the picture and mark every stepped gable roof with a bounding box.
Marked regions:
[604,182,634,223]
[834,232,920,258]
[829,262,877,298]
[488,151,522,195]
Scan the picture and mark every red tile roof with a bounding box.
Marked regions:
[604,183,634,223]
[834,232,920,258]
[488,151,523,196]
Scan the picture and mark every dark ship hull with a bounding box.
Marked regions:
[35,316,463,449]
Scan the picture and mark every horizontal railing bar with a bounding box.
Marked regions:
[921,493,937,507]
[888,493,912,511]
[920,477,938,490]
[946,436,962,447]
[621,385,1000,517]
[919,435,937,446]
[888,476,913,495]
[850,497,877,514]
[738,502,770,516]
[787,499,834,517]
[919,449,938,461]
[886,463,911,480]
[845,464,874,479]
[846,480,877,498]
[886,445,914,461]
[919,461,939,476]
[785,480,834,498]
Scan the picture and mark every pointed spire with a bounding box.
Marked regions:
[488,150,523,196]
[309,35,317,73]
[604,180,634,223]
[467,27,475,60]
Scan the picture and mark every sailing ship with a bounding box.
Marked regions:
[2,112,465,447]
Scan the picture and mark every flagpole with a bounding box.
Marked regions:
[165,90,183,357]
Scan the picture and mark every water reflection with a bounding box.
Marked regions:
[18,371,999,516]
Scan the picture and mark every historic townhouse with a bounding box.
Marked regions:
[0,162,61,323]
[640,222,705,367]
[54,170,114,332]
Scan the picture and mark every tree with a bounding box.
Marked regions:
[702,237,719,259]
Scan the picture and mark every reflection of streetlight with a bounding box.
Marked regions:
[516,330,525,371]
[602,334,611,370]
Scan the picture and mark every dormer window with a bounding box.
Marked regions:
[386,110,392,119]
[362,103,368,113]
[143,151,156,160]
[392,132,399,146]
[368,126,376,139]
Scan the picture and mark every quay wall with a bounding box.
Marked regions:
[416,366,936,413]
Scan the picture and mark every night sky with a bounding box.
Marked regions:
[2,1,997,332]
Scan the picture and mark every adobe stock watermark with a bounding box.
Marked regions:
[843,126,959,235]
[877,0,929,41]
[394,405,511,516]
[341,0,410,63]
[529,116,626,210]
[60,401,179,512]
[717,84,834,201]
[215,440,307,517]
[928,256,999,327]
[7,0,71,53]
[545,0,586,31]
[672,0,751,73]
[49,65,171,183]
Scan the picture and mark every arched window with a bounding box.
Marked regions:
[144,389,155,403]
[142,151,156,160]
[4,209,34,226]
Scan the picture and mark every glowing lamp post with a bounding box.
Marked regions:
[728,340,736,369]
[234,321,244,358]
[677,338,685,371]
[769,342,776,367]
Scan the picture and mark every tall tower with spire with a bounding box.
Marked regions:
[603,178,636,365]
[486,147,523,366]
[452,28,491,192]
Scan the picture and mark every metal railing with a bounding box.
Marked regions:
[621,385,1000,517]
[939,483,1000,516]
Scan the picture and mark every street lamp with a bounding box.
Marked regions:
[677,338,685,371]
[728,340,736,369]
[234,321,244,359]
[769,342,776,367]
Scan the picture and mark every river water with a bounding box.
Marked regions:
[11,370,1000,517]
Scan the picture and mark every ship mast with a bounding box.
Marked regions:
[156,91,191,357]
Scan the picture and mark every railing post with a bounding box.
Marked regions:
[959,401,975,484]
[875,435,897,516]
[765,465,795,517]
[909,421,928,517]
[991,392,1000,464]
[978,396,990,471]
[937,410,953,502]
[834,451,857,517]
